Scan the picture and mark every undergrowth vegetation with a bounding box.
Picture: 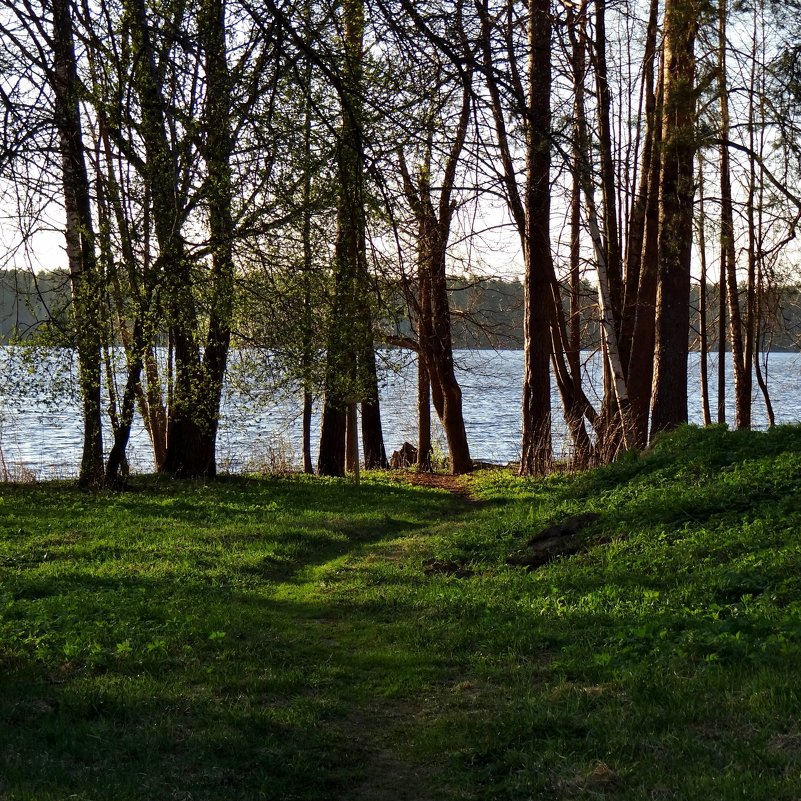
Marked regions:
[1,425,800,799]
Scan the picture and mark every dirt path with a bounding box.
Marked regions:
[341,702,440,801]
[331,471,481,799]
[395,471,482,506]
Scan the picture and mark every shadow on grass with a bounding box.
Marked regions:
[0,564,448,800]
[0,474,474,801]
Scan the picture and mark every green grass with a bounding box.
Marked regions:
[2,425,801,799]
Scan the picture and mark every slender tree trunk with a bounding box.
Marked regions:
[569,5,632,454]
[697,155,712,426]
[717,0,749,429]
[417,357,432,471]
[594,0,624,331]
[594,29,628,451]
[301,45,315,475]
[52,0,104,486]
[743,10,759,430]
[404,214,472,475]
[105,318,145,484]
[96,121,167,471]
[569,126,582,391]
[144,347,168,469]
[650,0,699,436]
[481,0,581,472]
[627,25,664,447]
[361,344,388,469]
[428,231,472,474]
[567,3,589,467]
[96,169,136,485]
[750,8,774,427]
[717,259,727,423]
[398,23,473,476]
[416,245,434,471]
[620,0,660,374]
[95,122,163,480]
[753,325,775,426]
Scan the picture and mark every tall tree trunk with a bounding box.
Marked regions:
[593,0,624,331]
[197,0,236,475]
[565,2,592,468]
[750,6,774,427]
[519,0,553,475]
[398,20,473,476]
[318,0,371,476]
[743,7,759,430]
[125,0,206,475]
[593,0,630,457]
[52,0,104,486]
[619,0,660,374]
[481,0,589,472]
[697,155,712,426]
[717,250,727,424]
[650,0,699,436]
[569,4,632,454]
[626,16,664,447]
[301,44,315,475]
[717,0,749,429]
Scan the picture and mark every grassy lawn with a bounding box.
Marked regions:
[1,424,801,799]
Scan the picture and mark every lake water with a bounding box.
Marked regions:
[1,348,799,478]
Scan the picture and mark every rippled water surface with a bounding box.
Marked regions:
[1,348,799,477]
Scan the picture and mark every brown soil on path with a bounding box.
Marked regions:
[394,471,482,505]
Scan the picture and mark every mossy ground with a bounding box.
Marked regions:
[1,424,800,799]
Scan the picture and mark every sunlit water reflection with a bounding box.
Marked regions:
[1,348,799,477]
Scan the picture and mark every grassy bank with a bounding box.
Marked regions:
[1,425,800,799]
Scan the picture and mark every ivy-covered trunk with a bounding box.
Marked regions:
[318,0,378,477]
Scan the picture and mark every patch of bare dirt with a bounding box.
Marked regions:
[394,471,482,505]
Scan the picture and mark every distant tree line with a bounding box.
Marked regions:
[5,268,801,353]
